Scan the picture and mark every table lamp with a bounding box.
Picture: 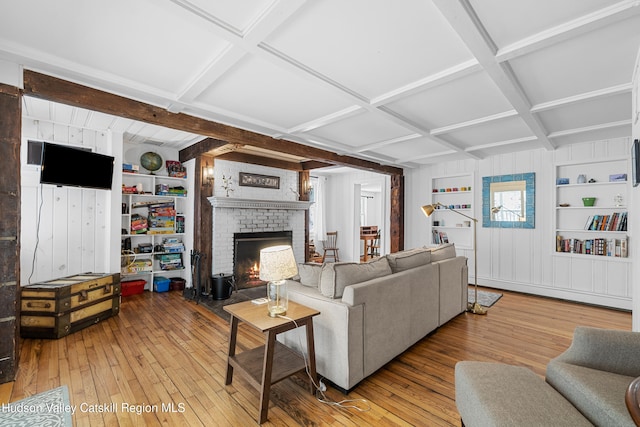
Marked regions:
[259,245,298,317]
[421,202,486,315]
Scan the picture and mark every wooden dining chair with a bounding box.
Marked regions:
[322,231,340,262]
[370,229,381,258]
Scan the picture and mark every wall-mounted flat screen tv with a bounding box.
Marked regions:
[39,142,115,190]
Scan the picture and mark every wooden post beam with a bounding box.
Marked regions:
[22,70,403,176]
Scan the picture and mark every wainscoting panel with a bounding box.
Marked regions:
[405,137,633,310]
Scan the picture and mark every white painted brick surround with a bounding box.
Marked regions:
[208,197,310,275]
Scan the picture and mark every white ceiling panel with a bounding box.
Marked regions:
[385,70,513,130]
[442,116,535,149]
[537,92,631,133]
[0,0,230,93]
[510,14,640,104]
[264,0,472,99]
[5,1,639,169]
[366,137,452,161]
[550,124,632,147]
[469,139,545,159]
[469,0,619,48]
[182,0,275,34]
[195,55,354,129]
[302,110,415,148]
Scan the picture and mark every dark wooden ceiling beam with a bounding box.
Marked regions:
[302,160,333,170]
[215,152,302,171]
[22,70,403,176]
[178,138,228,163]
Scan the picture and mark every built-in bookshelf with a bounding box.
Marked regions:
[430,173,474,250]
[121,172,188,290]
[554,157,629,261]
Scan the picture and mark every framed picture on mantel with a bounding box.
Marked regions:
[239,172,280,189]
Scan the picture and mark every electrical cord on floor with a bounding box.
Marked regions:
[277,314,370,412]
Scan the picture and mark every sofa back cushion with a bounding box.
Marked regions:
[428,243,457,262]
[386,248,431,273]
[319,256,392,298]
[296,263,323,288]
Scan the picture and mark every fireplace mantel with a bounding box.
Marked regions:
[208,197,310,210]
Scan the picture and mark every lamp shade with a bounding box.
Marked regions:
[259,245,298,281]
[421,204,436,217]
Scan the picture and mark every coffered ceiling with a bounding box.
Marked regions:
[3,0,640,169]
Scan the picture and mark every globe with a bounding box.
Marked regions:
[140,152,163,174]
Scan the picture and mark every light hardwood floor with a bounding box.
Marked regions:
[11,288,631,426]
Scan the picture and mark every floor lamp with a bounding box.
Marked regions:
[421,202,486,315]
[491,205,523,221]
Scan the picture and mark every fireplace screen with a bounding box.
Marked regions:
[233,231,293,289]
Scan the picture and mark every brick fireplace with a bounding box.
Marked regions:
[233,230,293,289]
[208,197,310,280]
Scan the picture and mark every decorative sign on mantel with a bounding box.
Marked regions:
[239,172,280,189]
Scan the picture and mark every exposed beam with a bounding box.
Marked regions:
[530,83,632,113]
[431,110,519,135]
[179,138,228,163]
[370,59,482,107]
[465,136,539,152]
[215,151,302,171]
[22,70,402,175]
[433,0,555,152]
[302,160,333,170]
[547,119,631,139]
[496,0,640,63]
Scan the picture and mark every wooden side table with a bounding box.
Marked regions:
[224,300,320,424]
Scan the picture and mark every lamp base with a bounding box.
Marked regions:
[467,301,487,315]
[268,307,287,318]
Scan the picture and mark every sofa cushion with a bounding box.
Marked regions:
[296,263,323,288]
[319,256,392,298]
[428,243,457,262]
[385,248,431,273]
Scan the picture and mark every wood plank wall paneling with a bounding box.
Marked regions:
[11,288,630,425]
[0,83,21,383]
[20,125,111,284]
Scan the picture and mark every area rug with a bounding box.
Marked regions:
[192,285,267,322]
[468,289,503,308]
[0,385,73,427]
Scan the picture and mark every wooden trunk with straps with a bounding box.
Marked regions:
[20,273,121,339]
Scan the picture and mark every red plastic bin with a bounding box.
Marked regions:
[121,279,146,296]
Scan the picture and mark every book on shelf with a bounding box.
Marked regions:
[583,212,627,231]
[432,230,449,245]
[556,236,627,257]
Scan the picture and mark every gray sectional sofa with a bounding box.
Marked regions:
[456,326,640,426]
[279,243,468,391]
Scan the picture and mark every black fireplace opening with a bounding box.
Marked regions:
[233,231,293,289]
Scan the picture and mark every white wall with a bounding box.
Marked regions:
[212,159,298,201]
[20,133,195,286]
[406,138,633,310]
[20,120,121,285]
[631,47,640,331]
[318,170,390,262]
